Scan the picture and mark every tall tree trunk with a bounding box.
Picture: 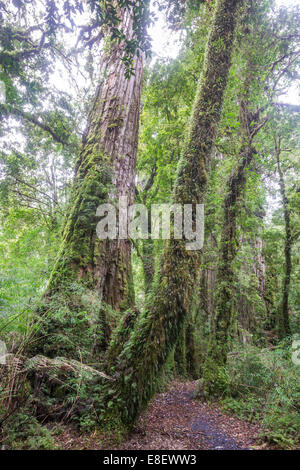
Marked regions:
[174,312,198,378]
[264,260,278,338]
[202,98,267,395]
[141,239,155,294]
[102,0,242,429]
[275,138,292,338]
[174,322,187,377]
[51,9,143,309]
[31,8,144,357]
[137,163,157,294]
[186,317,198,378]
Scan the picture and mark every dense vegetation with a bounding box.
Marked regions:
[0,0,299,450]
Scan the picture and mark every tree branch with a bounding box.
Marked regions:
[5,106,69,145]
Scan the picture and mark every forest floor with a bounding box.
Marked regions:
[55,381,268,450]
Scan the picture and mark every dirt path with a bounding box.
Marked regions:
[57,381,263,450]
[117,381,262,450]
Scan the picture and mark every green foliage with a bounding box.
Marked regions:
[27,280,111,361]
[0,208,61,333]
[221,343,300,449]
[1,411,58,450]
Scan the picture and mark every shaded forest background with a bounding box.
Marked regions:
[0,0,299,450]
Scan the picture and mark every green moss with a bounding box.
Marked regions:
[99,0,242,429]
[174,322,187,377]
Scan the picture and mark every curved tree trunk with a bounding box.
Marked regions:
[102,0,242,429]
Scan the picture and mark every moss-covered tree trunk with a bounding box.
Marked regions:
[102,0,242,429]
[174,323,187,377]
[141,239,155,294]
[264,261,278,338]
[202,98,266,395]
[275,139,292,338]
[137,165,157,294]
[31,9,144,357]
[186,315,198,378]
[174,314,197,378]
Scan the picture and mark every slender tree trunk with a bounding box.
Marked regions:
[264,261,278,338]
[51,9,143,309]
[202,98,267,395]
[137,163,157,294]
[186,314,198,378]
[31,8,144,357]
[275,139,292,338]
[102,0,242,429]
[141,239,155,294]
[174,313,198,378]
[174,323,187,377]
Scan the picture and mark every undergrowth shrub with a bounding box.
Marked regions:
[221,342,300,449]
[1,410,58,450]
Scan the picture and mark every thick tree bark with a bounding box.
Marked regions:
[102,0,242,429]
[50,9,143,309]
[137,164,157,294]
[30,8,144,358]
[275,139,292,338]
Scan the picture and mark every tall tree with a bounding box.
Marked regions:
[102,0,243,429]
[201,0,300,394]
[275,137,292,338]
[30,6,145,357]
[202,99,267,395]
